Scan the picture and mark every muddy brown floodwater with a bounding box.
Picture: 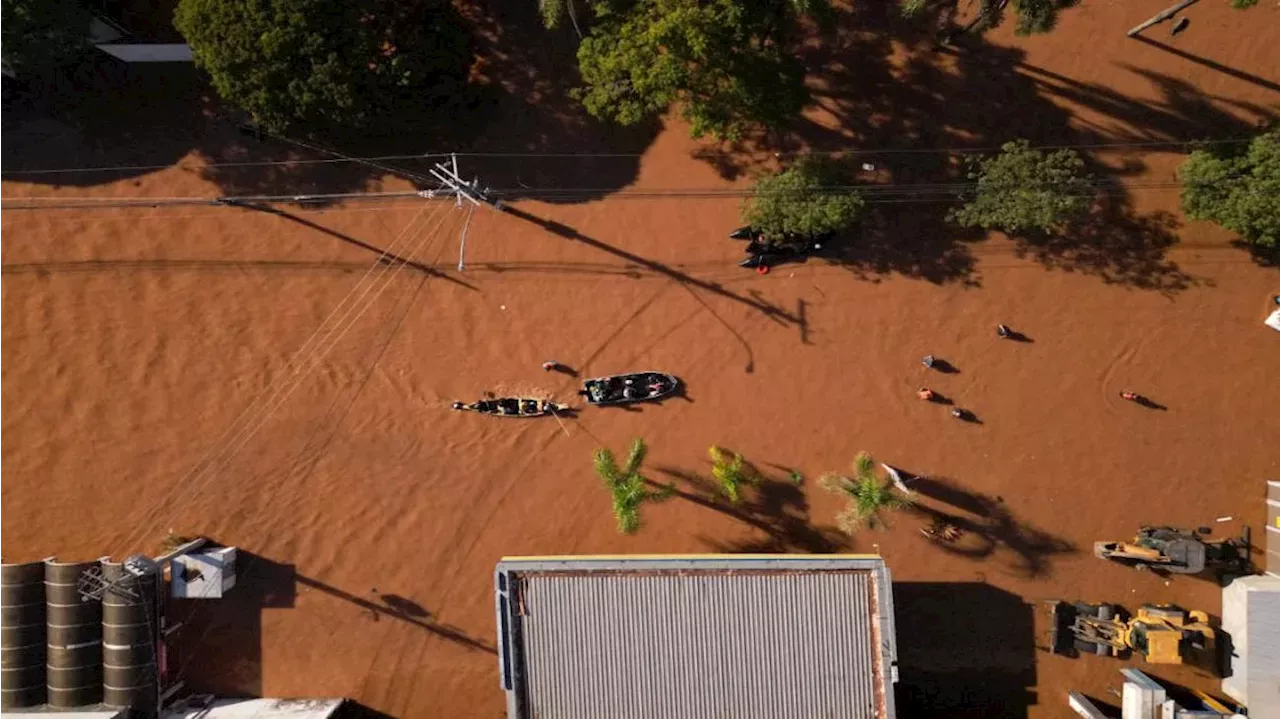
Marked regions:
[3,0,1278,716]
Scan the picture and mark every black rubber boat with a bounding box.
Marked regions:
[739,240,827,269]
[579,372,680,405]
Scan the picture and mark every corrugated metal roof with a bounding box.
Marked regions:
[496,556,894,719]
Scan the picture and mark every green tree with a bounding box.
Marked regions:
[708,445,755,504]
[1,0,93,76]
[948,139,1094,235]
[1179,130,1280,251]
[540,0,585,34]
[570,0,833,140]
[821,452,913,534]
[174,0,471,133]
[742,158,865,240]
[900,0,1077,36]
[593,438,673,534]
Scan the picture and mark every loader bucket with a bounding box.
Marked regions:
[1049,601,1078,655]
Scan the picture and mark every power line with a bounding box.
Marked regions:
[0,191,424,211]
[164,209,462,694]
[454,136,1257,158]
[105,200,451,557]
[2,174,1256,212]
[0,155,448,176]
[0,200,430,225]
[250,130,439,186]
[0,135,1257,177]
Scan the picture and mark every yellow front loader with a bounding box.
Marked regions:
[1048,601,1218,671]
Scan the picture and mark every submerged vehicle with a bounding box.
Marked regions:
[451,398,567,417]
[1094,525,1252,580]
[1047,601,1218,671]
[580,372,680,405]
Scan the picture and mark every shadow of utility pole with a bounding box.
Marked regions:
[502,205,800,325]
[1130,35,1280,94]
[296,574,496,654]
[227,201,479,291]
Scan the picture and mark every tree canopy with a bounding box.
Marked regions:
[1179,130,1280,251]
[821,452,913,534]
[174,0,471,133]
[593,438,672,534]
[900,0,1078,36]
[742,158,865,239]
[566,0,832,140]
[948,139,1094,235]
[1,0,93,76]
[708,445,754,504]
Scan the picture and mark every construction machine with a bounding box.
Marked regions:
[1094,525,1251,579]
[1048,601,1219,672]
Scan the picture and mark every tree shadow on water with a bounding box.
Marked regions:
[1014,203,1201,294]
[1,55,397,196]
[1019,61,1275,145]
[4,0,659,203]
[830,205,984,286]
[697,3,1272,291]
[402,0,662,203]
[905,476,1077,579]
[2,57,211,186]
[653,465,849,553]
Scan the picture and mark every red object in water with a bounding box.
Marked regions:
[756,265,770,275]
[542,362,558,371]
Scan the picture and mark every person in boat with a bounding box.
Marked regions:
[624,386,639,400]
[521,400,539,413]
[1120,390,1140,402]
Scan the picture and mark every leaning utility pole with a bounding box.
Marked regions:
[423,153,504,271]
[1127,0,1199,36]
